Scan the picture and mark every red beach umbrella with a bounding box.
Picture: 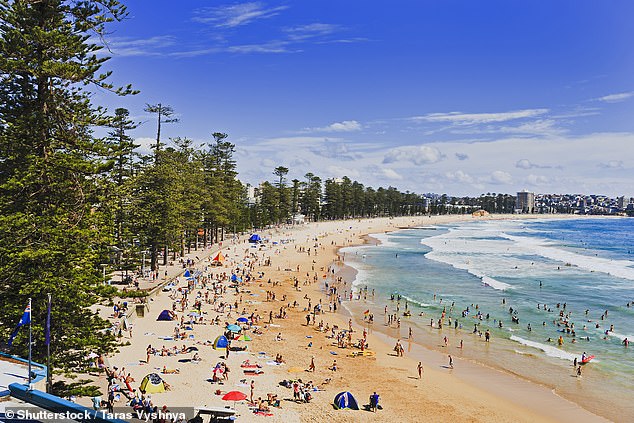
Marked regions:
[222,390,248,409]
[222,391,247,401]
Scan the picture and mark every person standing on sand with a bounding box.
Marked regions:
[448,355,454,369]
[309,356,315,372]
[418,362,424,379]
[250,380,255,403]
[146,345,152,364]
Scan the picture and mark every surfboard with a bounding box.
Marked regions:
[580,355,595,364]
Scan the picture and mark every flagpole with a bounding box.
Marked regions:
[28,297,32,390]
[46,293,51,393]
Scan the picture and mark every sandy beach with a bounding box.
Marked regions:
[82,214,612,422]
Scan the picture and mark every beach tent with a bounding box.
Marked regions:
[140,373,167,394]
[212,335,229,351]
[248,234,261,243]
[333,392,359,410]
[157,310,175,321]
[212,252,225,263]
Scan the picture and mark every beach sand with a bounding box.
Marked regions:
[83,214,610,422]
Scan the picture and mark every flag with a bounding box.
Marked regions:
[45,295,51,346]
[363,310,370,316]
[8,303,31,347]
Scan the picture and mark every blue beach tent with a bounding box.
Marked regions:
[333,391,359,410]
[157,310,175,321]
[183,269,192,278]
[212,335,229,350]
[248,234,261,243]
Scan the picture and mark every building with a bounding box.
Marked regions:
[516,190,535,213]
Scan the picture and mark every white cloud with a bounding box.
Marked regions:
[455,153,469,161]
[596,92,633,103]
[326,165,360,179]
[104,36,177,57]
[525,174,550,186]
[380,168,403,180]
[383,146,445,165]
[598,160,624,169]
[489,170,513,185]
[193,2,287,28]
[515,159,556,169]
[306,120,362,133]
[445,170,474,184]
[284,23,340,41]
[259,158,276,168]
[411,109,548,125]
[290,157,311,167]
[227,41,294,54]
[309,142,362,161]
[232,131,634,197]
[134,137,157,155]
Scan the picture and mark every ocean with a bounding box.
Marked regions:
[340,217,634,422]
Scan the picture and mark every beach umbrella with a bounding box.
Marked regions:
[222,391,247,401]
[234,334,252,341]
[222,390,247,409]
[236,317,249,323]
[188,312,200,318]
[226,324,242,333]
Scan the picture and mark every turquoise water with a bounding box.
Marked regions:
[341,217,634,420]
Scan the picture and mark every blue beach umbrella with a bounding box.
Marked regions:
[226,324,242,333]
[236,317,249,323]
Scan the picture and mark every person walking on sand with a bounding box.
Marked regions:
[308,356,315,372]
[418,362,424,379]
[448,355,454,369]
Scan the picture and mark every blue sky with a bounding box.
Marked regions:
[96,1,634,196]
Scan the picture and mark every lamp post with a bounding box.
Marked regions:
[101,264,108,284]
[142,250,147,278]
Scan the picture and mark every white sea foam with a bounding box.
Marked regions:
[510,335,579,362]
[369,232,399,247]
[482,276,513,290]
[501,233,634,281]
[400,294,432,308]
[421,229,516,290]
[608,331,633,342]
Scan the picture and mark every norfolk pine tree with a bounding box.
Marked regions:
[0,0,134,373]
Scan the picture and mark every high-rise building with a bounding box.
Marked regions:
[516,190,535,213]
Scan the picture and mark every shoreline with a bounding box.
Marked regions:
[337,219,610,423]
[339,216,622,422]
[83,214,617,422]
